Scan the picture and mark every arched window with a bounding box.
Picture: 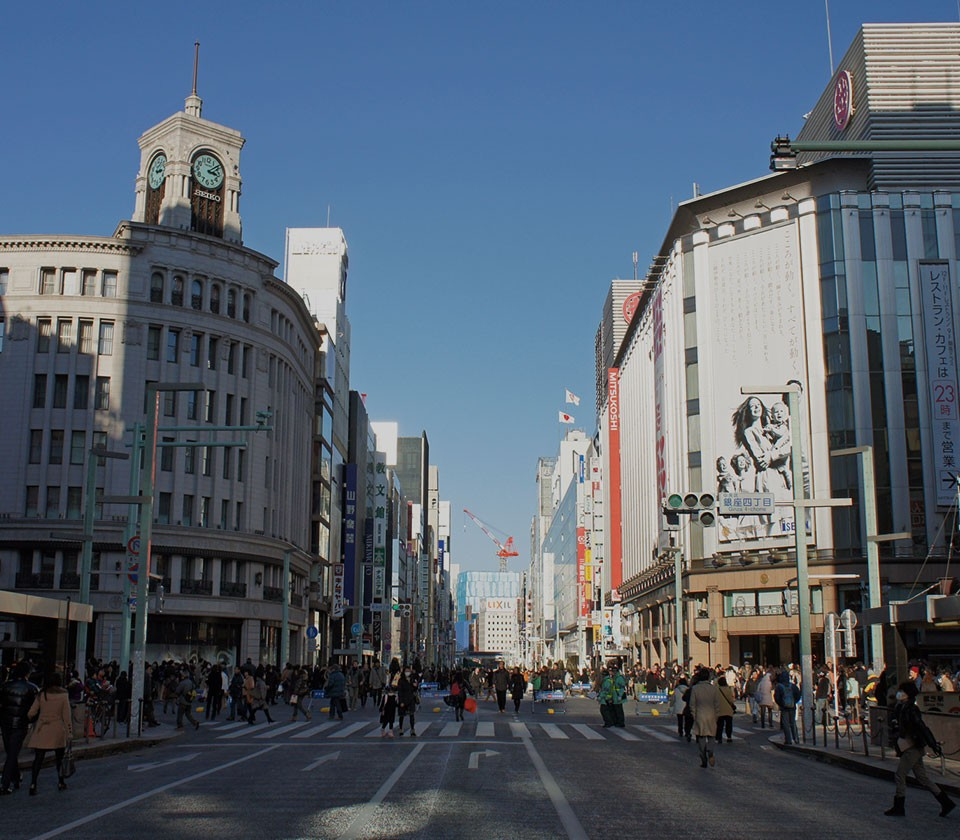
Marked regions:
[191,280,203,310]
[172,276,184,306]
[210,284,221,314]
[150,273,164,303]
[227,289,237,318]
[242,293,251,323]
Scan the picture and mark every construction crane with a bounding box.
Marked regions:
[463,509,519,572]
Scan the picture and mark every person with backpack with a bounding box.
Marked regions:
[885,680,955,818]
[774,669,800,745]
[599,664,627,728]
[175,669,200,731]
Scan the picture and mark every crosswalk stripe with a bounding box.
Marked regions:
[218,722,272,739]
[570,724,604,740]
[539,723,568,739]
[439,722,462,737]
[291,721,339,739]
[632,725,677,743]
[476,722,495,737]
[366,725,387,738]
[328,721,371,739]
[510,722,531,738]
[402,722,430,737]
[255,722,310,739]
[211,721,248,731]
[607,726,640,741]
[732,727,752,736]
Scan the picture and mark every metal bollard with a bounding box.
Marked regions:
[137,698,144,738]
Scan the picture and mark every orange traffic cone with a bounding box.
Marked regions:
[85,715,96,738]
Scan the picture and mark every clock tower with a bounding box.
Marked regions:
[132,63,244,243]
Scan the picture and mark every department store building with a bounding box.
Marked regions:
[601,23,960,669]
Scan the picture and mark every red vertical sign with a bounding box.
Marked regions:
[607,368,623,591]
[577,527,588,617]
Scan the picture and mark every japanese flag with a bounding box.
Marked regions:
[565,389,581,406]
[559,411,575,424]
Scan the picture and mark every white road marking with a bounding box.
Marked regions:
[476,721,495,737]
[632,725,676,743]
[521,736,589,840]
[218,722,272,739]
[468,748,499,769]
[440,721,462,737]
[210,721,247,731]
[254,722,310,739]
[291,721,340,738]
[338,744,426,840]
[127,752,199,772]
[607,727,640,741]
[328,721,371,739]
[31,745,280,840]
[570,724,604,740]
[301,751,340,771]
[510,722,531,738]
[539,723,568,739]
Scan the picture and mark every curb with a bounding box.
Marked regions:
[9,732,180,771]
[774,739,960,796]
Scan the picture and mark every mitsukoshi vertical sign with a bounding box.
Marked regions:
[920,262,960,505]
[607,368,622,589]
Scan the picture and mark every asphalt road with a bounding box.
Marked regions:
[2,697,953,839]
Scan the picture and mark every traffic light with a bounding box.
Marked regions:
[392,603,412,618]
[664,492,716,527]
[769,134,798,171]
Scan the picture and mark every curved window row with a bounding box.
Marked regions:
[150,269,252,322]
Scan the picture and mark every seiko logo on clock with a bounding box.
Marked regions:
[194,189,222,203]
[834,70,854,131]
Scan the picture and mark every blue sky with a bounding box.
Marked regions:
[2,1,957,573]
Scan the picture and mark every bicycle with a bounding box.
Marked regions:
[86,698,115,738]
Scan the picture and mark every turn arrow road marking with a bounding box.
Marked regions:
[468,749,499,769]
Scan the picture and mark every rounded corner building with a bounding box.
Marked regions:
[0,86,330,670]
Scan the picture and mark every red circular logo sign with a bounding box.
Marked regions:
[622,291,641,324]
[834,71,853,131]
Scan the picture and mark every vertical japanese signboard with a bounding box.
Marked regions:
[607,368,623,590]
[577,526,588,617]
[343,464,358,610]
[372,452,387,645]
[920,262,960,505]
[332,563,345,619]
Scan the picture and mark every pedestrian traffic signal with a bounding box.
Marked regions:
[664,492,716,527]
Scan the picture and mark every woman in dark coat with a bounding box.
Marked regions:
[509,667,526,714]
[25,672,72,794]
[397,669,419,737]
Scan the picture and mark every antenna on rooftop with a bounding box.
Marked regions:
[192,41,200,96]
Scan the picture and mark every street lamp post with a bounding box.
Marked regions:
[831,446,911,674]
[742,383,852,742]
[130,382,203,735]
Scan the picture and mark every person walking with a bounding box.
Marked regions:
[509,666,526,715]
[755,668,775,729]
[774,670,800,745]
[599,664,627,728]
[450,669,469,722]
[493,662,510,713]
[0,661,38,794]
[716,675,736,744]
[397,668,418,737]
[25,672,72,795]
[324,662,346,721]
[228,666,244,721]
[368,661,385,707]
[885,681,955,818]
[290,666,313,722]
[246,670,275,725]
[175,669,200,731]
[379,669,399,737]
[345,662,359,711]
[672,676,689,739]
[688,669,721,768]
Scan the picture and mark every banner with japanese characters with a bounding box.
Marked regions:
[708,224,810,543]
[919,262,960,505]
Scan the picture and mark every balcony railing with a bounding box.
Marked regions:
[59,572,81,589]
[180,579,213,596]
[263,585,284,603]
[220,581,248,598]
[15,572,55,589]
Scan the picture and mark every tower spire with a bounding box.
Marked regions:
[185,40,203,118]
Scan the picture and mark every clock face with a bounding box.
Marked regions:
[622,291,642,324]
[192,154,224,189]
[834,71,853,131]
[148,154,166,190]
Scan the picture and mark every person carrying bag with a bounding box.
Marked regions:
[24,672,73,795]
